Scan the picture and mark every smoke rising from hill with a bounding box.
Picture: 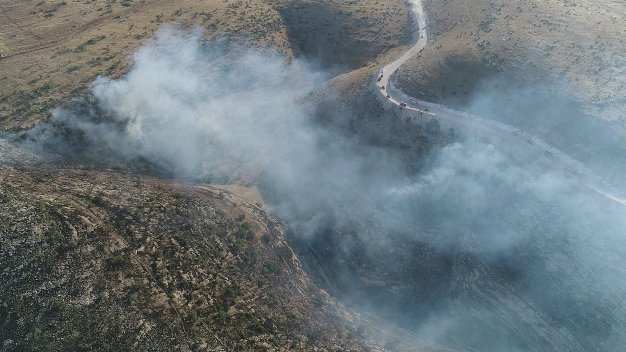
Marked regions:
[19,28,626,351]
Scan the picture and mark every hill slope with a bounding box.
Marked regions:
[394,0,626,127]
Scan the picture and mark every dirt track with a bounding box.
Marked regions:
[376,0,626,208]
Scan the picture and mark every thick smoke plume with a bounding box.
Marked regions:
[25,28,323,178]
[459,72,626,187]
[20,28,626,351]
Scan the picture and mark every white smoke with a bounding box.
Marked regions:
[27,28,323,178]
[19,27,626,351]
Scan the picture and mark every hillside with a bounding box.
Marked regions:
[394,0,626,131]
[0,147,379,350]
[0,0,409,132]
[0,0,416,350]
[0,0,290,131]
[2,0,626,351]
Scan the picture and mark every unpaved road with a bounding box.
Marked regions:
[377,0,430,115]
[377,0,626,207]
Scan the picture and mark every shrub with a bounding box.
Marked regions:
[261,260,280,275]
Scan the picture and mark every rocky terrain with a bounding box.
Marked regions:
[0,141,380,351]
[0,0,413,350]
[1,0,626,351]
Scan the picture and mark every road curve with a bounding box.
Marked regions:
[376,0,626,208]
[377,0,431,115]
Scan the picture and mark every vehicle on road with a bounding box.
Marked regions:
[400,102,407,107]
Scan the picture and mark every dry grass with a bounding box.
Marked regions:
[0,0,411,132]
[0,1,421,349]
[270,0,410,70]
[0,0,290,131]
[0,161,381,350]
[395,0,626,129]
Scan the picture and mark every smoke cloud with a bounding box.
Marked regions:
[19,27,626,351]
[451,69,626,188]
[24,28,325,178]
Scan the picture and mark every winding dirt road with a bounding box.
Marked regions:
[377,0,431,115]
[377,0,626,207]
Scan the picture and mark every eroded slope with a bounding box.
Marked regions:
[0,160,378,350]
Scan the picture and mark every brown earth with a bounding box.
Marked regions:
[0,156,382,351]
[3,0,625,350]
[0,0,409,132]
[0,1,417,350]
[394,0,626,133]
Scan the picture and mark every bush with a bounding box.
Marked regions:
[261,260,281,275]
[104,255,128,271]
[235,222,254,240]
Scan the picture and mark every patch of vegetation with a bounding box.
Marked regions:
[261,260,281,275]
[65,65,81,73]
[83,35,107,46]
